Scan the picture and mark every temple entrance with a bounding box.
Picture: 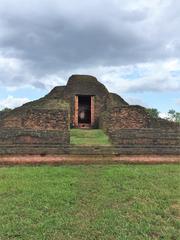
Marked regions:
[74,95,95,128]
[78,96,91,124]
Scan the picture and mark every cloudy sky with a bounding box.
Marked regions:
[0,0,180,113]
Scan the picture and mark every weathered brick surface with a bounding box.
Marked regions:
[105,128,180,155]
[150,118,180,129]
[63,75,110,128]
[0,109,69,131]
[0,74,179,152]
[0,108,70,145]
[0,144,179,155]
[99,106,151,131]
[46,75,128,128]
[0,129,70,145]
[99,105,179,152]
[108,128,180,146]
[100,105,180,132]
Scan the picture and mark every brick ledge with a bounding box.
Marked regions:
[0,155,180,165]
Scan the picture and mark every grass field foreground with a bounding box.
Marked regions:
[70,129,111,145]
[0,165,180,240]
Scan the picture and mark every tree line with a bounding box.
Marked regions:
[146,108,180,123]
[0,108,12,119]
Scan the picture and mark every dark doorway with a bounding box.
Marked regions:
[78,96,91,124]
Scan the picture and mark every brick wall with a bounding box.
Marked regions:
[99,105,180,151]
[0,108,70,145]
[150,118,180,130]
[0,129,70,145]
[0,109,69,131]
[45,75,129,128]
[99,106,151,132]
[108,128,180,146]
[61,75,109,128]
[100,105,180,132]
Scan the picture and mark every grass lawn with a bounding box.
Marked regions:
[0,165,180,240]
[70,129,111,146]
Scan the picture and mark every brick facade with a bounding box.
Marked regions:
[108,128,180,146]
[100,105,179,133]
[0,109,69,131]
[0,100,70,145]
[45,75,128,128]
[99,106,151,132]
[0,129,70,145]
[0,74,179,152]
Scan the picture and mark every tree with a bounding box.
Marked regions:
[146,108,159,118]
[167,109,180,123]
[175,112,180,122]
[0,108,12,113]
[0,108,12,118]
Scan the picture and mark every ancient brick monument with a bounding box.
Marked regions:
[0,74,179,155]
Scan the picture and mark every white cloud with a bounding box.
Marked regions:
[0,0,179,114]
[125,97,148,107]
[176,98,180,106]
[1,52,179,95]
[0,96,29,110]
[0,0,180,87]
[0,52,66,90]
[68,59,180,94]
[159,112,169,119]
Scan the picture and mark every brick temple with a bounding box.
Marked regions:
[0,75,179,156]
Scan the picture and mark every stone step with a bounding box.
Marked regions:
[0,144,179,148]
[0,145,179,155]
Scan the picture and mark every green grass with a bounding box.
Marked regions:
[0,165,180,240]
[70,129,111,146]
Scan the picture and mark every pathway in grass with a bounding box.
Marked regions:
[70,129,111,146]
[0,165,180,240]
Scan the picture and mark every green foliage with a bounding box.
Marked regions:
[167,109,180,123]
[0,165,179,240]
[146,108,180,123]
[0,108,12,118]
[0,107,12,113]
[146,108,159,118]
[70,129,111,145]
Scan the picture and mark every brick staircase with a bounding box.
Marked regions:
[0,144,179,155]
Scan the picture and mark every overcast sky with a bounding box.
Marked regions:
[0,0,180,113]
